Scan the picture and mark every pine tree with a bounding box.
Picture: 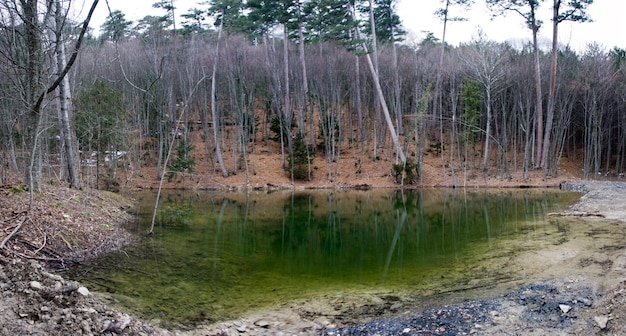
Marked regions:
[100,10,133,42]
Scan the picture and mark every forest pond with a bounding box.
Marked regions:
[66,189,580,327]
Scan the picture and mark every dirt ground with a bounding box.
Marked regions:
[0,184,161,335]
[114,129,587,192]
[1,155,626,335]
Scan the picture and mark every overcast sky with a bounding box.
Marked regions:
[84,0,624,52]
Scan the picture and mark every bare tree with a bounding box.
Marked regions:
[541,0,594,171]
[487,0,544,168]
[210,10,229,178]
[0,0,98,193]
[351,3,405,164]
[53,0,80,189]
[461,36,508,171]
[434,0,474,185]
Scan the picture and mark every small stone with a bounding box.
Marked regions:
[29,281,43,290]
[45,273,64,282]
[402,328,411,334]
[234,321,247,332]
[100,319,112,333]
[390,303,403,311]
[313,318,331,326]
[254,320,270,328]
[594,315,609,329]
[142,325,155,334]
[116,316,131,331]
[559,304,571,314]
[53,282,62,290]
[77,307,97,314]
[77,286,90,296]
[81,320,92,333]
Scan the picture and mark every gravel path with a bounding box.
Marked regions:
[563,181,626,221]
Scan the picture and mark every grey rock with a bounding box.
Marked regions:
[29,281,43,290]
[77,286,90,296]
[390,303,403,311]
[234,321,247,332]
[593,315,609,329]
[254,319,270,328]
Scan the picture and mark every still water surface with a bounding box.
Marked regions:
[67,189,579,325]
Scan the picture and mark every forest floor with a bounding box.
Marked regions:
[1,144,626,335]
[117,133,587,191]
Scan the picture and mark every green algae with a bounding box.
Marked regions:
[66,189,579,327]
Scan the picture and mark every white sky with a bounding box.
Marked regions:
[83,0,624,52]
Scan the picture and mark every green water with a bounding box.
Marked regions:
[66,189,579,325]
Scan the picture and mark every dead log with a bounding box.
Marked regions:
[547,212,605,218]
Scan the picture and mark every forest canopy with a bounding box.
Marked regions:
[1,0,623,192]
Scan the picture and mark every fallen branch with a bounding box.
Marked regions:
[0,215,28,249]
[8,250,66,264]
[19,239,61,258]
[56,233,73,250]
[34,226,47,254]
[547,212,605,218]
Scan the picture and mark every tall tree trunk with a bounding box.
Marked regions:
[364,52,405,163]
[22,0,98,192]
[531,13,544,168]
[297,4,308,134]
[355,54,365,172]
[541,0,559,171]
[211,14,228,178]
[355,55,364,142]
[283,26,294,184]
[296,12,314,180]
[369,0,382,160]
[54,0,80,189]
[23,0,47,192]
[352,4,405,164]
[483,89,492,169]
[201,91,216,176]
[436,0,450,185]
[391,30,402,136]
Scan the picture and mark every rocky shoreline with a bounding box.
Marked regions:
[1,181,626,335]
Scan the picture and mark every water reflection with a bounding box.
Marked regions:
[67,189,578,325]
